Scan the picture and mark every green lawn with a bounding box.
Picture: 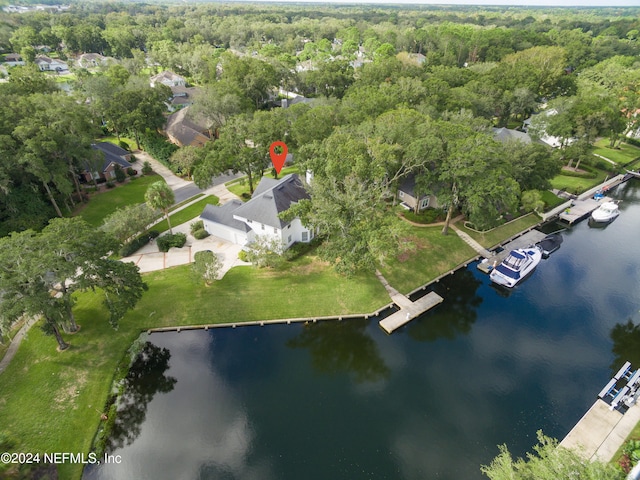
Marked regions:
[226,166,300,199]
[549,169,609,195]
[0,259,389,479]
[380,220,477,294]
[458,213,541,249]
[99,136,138,152]
[593,138,640,166]
[540,190,566,210]
[153,195,219,233]
[75,175,164,227]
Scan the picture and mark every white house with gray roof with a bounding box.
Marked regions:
[200,174,313,250]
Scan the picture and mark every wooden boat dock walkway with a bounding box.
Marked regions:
[476,229,547,274]
[558,196,613,224]
[375,270,444,334]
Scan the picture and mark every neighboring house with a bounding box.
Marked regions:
[150,70,187,88]
[163,106,211,147]
[200,174,313,250]
[523,112,576,148]
[2,53,25,67]
[492,127,532,145]
[280,92,314,109]
[77,53,111,68]
[34,55,68,72]
[167,85,199,111]
[81,142,132,182]
[397,174,439,213]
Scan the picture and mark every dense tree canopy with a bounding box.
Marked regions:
[0,218,147,351]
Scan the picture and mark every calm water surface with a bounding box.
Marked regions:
[85,180,640,480]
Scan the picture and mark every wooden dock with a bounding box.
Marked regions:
[477,229,547,274]
[379,291,444,334]
[558,196,612,224]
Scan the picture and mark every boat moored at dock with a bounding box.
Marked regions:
[590,201,620,224]
[489,246,542,288]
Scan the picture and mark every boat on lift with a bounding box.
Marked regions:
[489,246,543,288]
[535,233,563,258]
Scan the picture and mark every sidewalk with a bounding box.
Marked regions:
[0,317,38,374]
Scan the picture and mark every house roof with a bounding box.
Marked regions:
[91,142,131,172]
[398,174,427,199]
[165,106,210,146]
[150,70,186,85]
[233,174,310,228]
[492,127,532,144]
[35,55,67,66]
[200,200,251,233]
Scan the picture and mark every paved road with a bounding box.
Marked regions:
[134,150,241,204]
[173,171,242,204]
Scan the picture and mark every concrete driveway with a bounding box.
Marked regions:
[121,220,249,277]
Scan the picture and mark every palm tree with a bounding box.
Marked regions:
[145,181,175,234]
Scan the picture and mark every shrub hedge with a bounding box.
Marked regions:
[193,228,209,240]
[140,131,178,166]
[119,234,151,257]
[157,232,187,252]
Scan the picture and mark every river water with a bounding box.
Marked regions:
[84,180,640,480]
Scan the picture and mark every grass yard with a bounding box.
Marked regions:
[549,168,609,195]
[458,213,541,249]
[225,166,300,199]
[99,136,137,152]
[153,195,219,233]
[0,259,389,480]
[75,175,164,227]
[540,190,566,210]
[380,220,477,294]
[593,138,640,166]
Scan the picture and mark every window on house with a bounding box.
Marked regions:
[274,227,278,234]
[261,224,265,230]
[288,235,292,243]
[399,191,404,198]
[420,197,430,209]
[302,231,308,242]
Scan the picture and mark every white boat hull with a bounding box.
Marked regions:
[591,202,620,223]
[490,247,543,288]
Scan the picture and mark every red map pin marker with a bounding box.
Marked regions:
[269,141,288,175]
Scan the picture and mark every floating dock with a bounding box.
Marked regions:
[379,291,444,334]
[477,230,547,274]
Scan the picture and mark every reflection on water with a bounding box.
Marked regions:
[105,341,177,451]
[287,318,390,383]
[85,180,640,480]
[610,320,640,375]
[407,269,482,342]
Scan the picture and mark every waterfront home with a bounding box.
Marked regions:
[200,174,313,250]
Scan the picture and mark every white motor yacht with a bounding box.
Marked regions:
[591,201,619,223]
[490,246,543,288]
